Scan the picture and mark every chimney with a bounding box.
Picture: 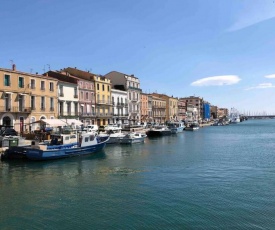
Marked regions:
[12,64,16,71]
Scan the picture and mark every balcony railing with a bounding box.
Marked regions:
[96,100,112,105]
[113,113,129,117]
[0,106,31,113]
[59,93,64,97]
[74,95,78,98]
[79,112,96,117]
[131,98,139,102]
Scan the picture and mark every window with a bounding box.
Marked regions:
[41,96,45,110]
[18,77,24,88]
[41,81,45,90]
[81,91,83,99]
[59,85,64,96]
[49,82,54,91]
[31,96,35,110]
[50,98,54,111]
[97,83,99,90]
[30,79,35,89]
[108,85,110,92]
[86,92,89,100]
[102,84,105,91]
[4,74,10,86]
[74,87,78,97]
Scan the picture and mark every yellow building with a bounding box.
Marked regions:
[152,94,166,123]
[0,65,58,133]
[152,93,178,122]
[94,75,112,125]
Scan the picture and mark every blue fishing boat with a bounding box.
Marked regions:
[1,132,109,161]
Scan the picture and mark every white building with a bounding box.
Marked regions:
[111,89,128,125]
[105,71,141,125]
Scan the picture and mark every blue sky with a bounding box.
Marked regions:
[2,0,275,114]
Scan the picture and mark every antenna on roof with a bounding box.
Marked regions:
[30,68,33,73]
[43,65,45,73]
[47,64,51,71]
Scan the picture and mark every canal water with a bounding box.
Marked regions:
[1,119,275,229]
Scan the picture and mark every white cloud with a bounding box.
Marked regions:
[264,74,275,79]
[191,75,241,86]
[227,1,275,32]
[245,83,275,90]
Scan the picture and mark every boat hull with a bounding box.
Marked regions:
[170,127,184,134]
[146,130,171,137]
[120,137,145,144]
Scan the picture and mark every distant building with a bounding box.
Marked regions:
[105,71,141,125]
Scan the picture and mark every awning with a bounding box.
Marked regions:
[18,93,28,95]
[4,92,13,94]
[61,119,83,126]
[80,104,84,106]
[39,119,67,127]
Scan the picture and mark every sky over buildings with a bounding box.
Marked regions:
[1,0,275,114]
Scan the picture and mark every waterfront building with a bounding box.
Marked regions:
[111,88,128,125]
[179,96,204,122]
[140,93,148,123]
[211,105,218,119]
[0,65,58,133]
[178,98,187,121]
[105,71,141,125]
[218,108,229,118]
[45,71,79,120]
[152,93,178,122]
[186,104,199,122]
[62,68,96,126]
[151,94,166,123]
[203,102,211,121]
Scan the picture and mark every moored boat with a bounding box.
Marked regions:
[1,132,109,161]
[167,121,185,134]
[119,132,147,144]
[146,126,171,137]
[185,123,200,131]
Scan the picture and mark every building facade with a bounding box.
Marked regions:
[105,71,141,125]
[111,89,128,125]
[152,95,166,123]
[0,65,58,133]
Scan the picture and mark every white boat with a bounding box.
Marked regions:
[185,123,200,131]
[98,126,126,144]
[104,124,122,132]
[167,121,185,134]
[119,132,147,144]
[230,108,240,123]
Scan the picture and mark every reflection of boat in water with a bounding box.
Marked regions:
[185,123,200,131]
[146,126,171,137]
[167,121,185,134]
[119,132,147,144]
[1,132,109,161]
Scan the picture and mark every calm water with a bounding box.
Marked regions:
[1,119,275,229]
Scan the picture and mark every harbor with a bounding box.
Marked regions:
[1,119,275,229]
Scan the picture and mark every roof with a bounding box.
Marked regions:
[63,67,97,81]
[44,71,78,84]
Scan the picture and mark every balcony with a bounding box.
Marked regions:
[115,102,125,107]
[128,86,142,91]
[79,112,96,117]
[96,113,113,117]
[50,107,54,111]
[41,107,45,111]
[59,93,64,97]
[0,106,31,113]
[96,100,112,105]
[113,113,129,117]
[74,95,78,98]
[131,98,139,102]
